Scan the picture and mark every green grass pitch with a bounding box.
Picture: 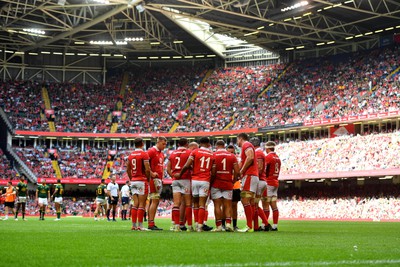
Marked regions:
[1,218,400,266]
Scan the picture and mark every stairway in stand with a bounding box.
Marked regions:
[110,72,129,133]
[168,69,213,133]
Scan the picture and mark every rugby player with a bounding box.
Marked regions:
[264,141,281,231]
[36,179,50,221]
[15,175,28,221]
[168,138,193,232]
[94,179,107,221]
[227,145,240,230]
[147,136,167,230]
[210,140,239,232]
[51,179,64,221]
[249,138,270,231]
[106,175,120,222]
[175,137,214,232]
[237,133,259,232]
[128,138,151,231]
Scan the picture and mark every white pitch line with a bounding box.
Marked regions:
[135,259,400,267]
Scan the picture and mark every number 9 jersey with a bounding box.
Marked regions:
[128,149,150,181]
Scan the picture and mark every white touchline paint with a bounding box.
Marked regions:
[136,259,400,267]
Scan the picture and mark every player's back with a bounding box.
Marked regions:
[191,147,214,182]
[265,152,281,187]
[128,149,149,181]
[170,147,191,180]
[96,184,106,198]
[255,148,267,181]
[213,149,237,190]
[240,141,258,176]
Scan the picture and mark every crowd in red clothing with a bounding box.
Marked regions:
[177,64,284,132]
[118,67,207,133]
[0,149,17,180]
[57,146,107,178]
[14,146,55,178]
[0,80,47,131]
[47,80,122,133]
[236,46,400,129]
[0,47,399,134]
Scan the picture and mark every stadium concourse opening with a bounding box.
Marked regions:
[1,0,400,265]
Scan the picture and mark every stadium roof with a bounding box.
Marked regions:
[0,0,399,59]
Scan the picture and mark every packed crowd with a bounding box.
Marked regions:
[0,149,17,180]
[277,131,400,175]
[57,146,108,178]
[14,146,55,178]
[118,67,207,133]
[0,80,47,131]
[178,64,284,132]
[1,46,399,133]
[239,46,400,129]
[279,197,400,221]
[47,80,122,133]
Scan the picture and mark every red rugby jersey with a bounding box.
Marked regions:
[240,141,258,177]
[212,149,238,190]
[255,148,267,181]
[147,146,164,179]
[169,147,191,180]
[128,149,149,182]
[189,147,214,182]
[265,152,281,187]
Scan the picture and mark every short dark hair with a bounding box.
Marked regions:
[134,138,144,148]
[215,140,225,147]
[199,137,210,145]
[101,179,105,183]
[249,137,260,147]
[7,180,12,185]
[227,144,235,149]
[157,136,167,142]
[178,138,188,147]
[238,133,249,141]
[125,180,130,184]
[57,179,61,183]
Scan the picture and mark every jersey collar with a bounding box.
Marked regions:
[217,148,226,151]
[200,147,210,151]
[135,148,143,151]
[255,147,264,152]
[153,146,160,152]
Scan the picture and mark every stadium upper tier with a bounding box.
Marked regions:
[1,46,399,134]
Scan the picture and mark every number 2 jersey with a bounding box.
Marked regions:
[169,147,191,180]
[189,147,214,182]
[128,149,150,182]
[265,152,281,187]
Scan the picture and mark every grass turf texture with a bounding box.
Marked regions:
[1,218,399,267]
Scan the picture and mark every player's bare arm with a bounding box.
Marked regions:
[52,187,58,199]
[257,159,264,177]
[144,160,151,180]
[210,164,217,185]
[166,160,173,178]
[176,157,193,179]
[127,164,132,180]
[240,149,254,176]
[233,162,240,182]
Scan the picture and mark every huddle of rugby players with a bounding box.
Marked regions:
[122,133,281,232]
